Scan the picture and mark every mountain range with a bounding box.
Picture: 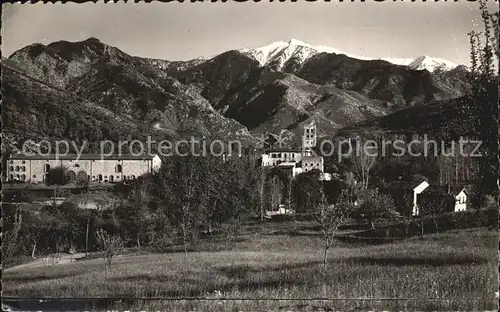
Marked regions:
[1,37,471,154]
[240,38,460,73]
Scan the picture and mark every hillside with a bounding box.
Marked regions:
[295,53,468,108]
[336,96,476,141]
[2,39,256,152]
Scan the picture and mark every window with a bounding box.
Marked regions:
[21,174,26,181]
[44,164,50,172]
[459,196,466,204]
[74,164,80,168]
[9,174,13,180]
[15,166,19,171]
[115,164,122,173]
[9,166,13,171]
[22,160,26,164]
[10,160,13,164]
[22,166,26,172]
[33,175,37,178]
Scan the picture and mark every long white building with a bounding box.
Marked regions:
[7,153,161,184]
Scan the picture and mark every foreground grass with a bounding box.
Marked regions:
[3,228,498,310]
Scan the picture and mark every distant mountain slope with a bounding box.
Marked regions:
[336,96,475,141]
[218,67,388,135]
[1,64,154,151]
[295,53,469,108]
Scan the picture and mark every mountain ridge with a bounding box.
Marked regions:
[239,38,460,72]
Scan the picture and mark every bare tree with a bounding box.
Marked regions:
[315,191,350,268]
[95,229,124,278]
[351,139,377,188]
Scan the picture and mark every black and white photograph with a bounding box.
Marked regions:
[1,1,499,311]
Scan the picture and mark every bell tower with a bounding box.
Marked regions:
[302,121,317,156]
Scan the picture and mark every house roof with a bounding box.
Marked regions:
[422,185,467,196]
[9,153,158,160]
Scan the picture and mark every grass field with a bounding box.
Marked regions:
[3,226,498,311]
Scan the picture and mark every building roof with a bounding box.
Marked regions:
[9,153,158,160]
[277,163,297,168]
[421,185,467,196]
[266,148,302,153]
[302,156,323,162]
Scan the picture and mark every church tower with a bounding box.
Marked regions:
[302,121,317,156]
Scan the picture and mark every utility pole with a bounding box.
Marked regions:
[85,217,90,257]
[260,168,265,222]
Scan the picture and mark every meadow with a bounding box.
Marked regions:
[3,222,498,311]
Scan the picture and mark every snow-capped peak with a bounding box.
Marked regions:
[407,55,459,72]
[239,39,459,72]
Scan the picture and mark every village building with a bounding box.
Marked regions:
[6,153,161,184]
[260,122,331,181]
[384,179,430,216]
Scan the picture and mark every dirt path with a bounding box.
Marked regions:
[4,252,87,272]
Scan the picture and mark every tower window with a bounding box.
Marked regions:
[115,164,122,173]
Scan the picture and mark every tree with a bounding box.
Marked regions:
[95,228,124,278]
[351,139,377,189]
[151,156,214,254]
[419,193,453,234]
[350,188,399,230]
[291,170,322,212]
[45,166,68,186]
[124,177,154,248]
[2,204,23,264]
[342,171,357,204]
[466,0,499,202]
[315,190,350,268]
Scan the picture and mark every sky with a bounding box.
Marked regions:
[2,1,497,66]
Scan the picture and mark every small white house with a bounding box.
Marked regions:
[386,179,429,216]
[453,188,468,212]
